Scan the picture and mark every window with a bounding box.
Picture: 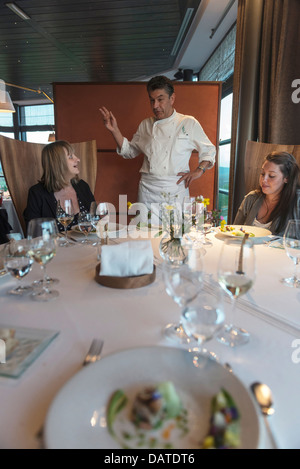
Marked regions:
[19,104,54,143]
[219,93,233,221]
[0,113,14,189]
[0,104,54,189]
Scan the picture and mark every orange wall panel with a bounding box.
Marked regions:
[54,81,221,210]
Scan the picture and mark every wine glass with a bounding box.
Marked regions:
[183,197,206,252]
[162,246,204,344]
[281,219,300,288]
[183,197,204,230]
[3,239,34,295]
[217,237,255,347]
[90,202,109,260]
[56,199,75,246]
[181,287,225,362]
[199,213,213,246]
[78,211,93,244]
[27,218,59,302]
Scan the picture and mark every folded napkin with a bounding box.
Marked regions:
[100,240,153,277]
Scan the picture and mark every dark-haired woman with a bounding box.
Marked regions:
[234,151,300,236]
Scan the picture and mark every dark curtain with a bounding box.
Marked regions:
[228,0,300,222]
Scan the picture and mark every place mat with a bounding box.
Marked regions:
[0,326,59,379]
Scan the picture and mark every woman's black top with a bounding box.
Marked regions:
[23,180,95,231]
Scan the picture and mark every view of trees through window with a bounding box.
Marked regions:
[218,93,233,221]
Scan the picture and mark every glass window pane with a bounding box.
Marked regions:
[219,94,233,141]
[0,132,14,139]
[23,104,54,126]
[219,143,231,180]
[218,143,231,222]
[0,113,13,127]
[26,131,52,144]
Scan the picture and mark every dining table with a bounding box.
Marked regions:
[0,224,299,450]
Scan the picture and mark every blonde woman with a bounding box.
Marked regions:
[24,140,95,230]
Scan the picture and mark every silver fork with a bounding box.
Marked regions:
[83,338,104,366]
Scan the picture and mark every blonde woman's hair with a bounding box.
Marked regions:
[40,140,78,192]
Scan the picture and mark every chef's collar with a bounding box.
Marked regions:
[154,109,176,124]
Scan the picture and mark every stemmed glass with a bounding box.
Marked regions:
[183,197,206,252]
[27,218,59,302]
[217,237,255,347]
[78,211,93,244]
[3,239,34,295]
[162,246,204,344]
[181,287,225,362]
[183,196,204,231]
[56,199,75,246]
[281,219,300,287]
[90,202,109,260]
[199,213,213,247]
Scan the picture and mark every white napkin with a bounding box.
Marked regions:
[100,240,154,277]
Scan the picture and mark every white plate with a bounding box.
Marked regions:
[217,225,271,238]
[44,346,261,449]
[72,223,127,239]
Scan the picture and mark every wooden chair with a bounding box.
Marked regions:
[0,136,97,235]
[244,140,300,195]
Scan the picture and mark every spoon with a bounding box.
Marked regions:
[250,382,279,449]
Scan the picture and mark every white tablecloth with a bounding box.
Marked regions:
[0,230,299,449]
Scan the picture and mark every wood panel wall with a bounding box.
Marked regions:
[53,81,221,211]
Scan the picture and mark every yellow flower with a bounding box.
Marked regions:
[203,198,210,207]
[127,201,132,209]
[220,219,226,227]
[165,205,175,210]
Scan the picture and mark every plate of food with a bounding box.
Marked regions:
[44,346,261,449]
[217,225,271,238]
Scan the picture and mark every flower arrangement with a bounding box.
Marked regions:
[159,193,189,260]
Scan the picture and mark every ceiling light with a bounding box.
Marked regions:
[5,3,31,20]
[0,91,16,113]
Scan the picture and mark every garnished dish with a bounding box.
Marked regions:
[202,389,240,449]
[107,381,187,449]
[218,224,271,238]
[107,382,240,449]
[44,346,260,449]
